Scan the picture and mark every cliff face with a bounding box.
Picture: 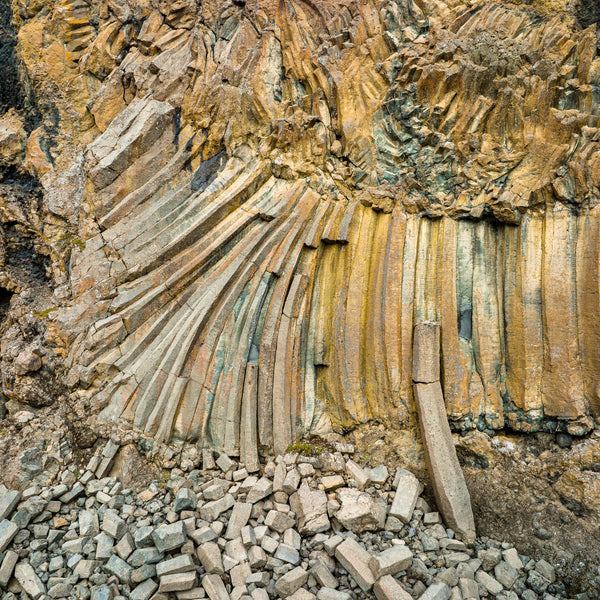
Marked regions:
[1,0,600,455]
[3,0,600,591]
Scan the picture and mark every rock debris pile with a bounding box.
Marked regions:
[0,440,571,600]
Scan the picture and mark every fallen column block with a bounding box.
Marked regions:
[0,520,19,553]
[414,381,475,542]
[202,573,231,600]
[373,575,413,600]
[334,538,375,591]
[14,562,46,600]
[419,581,452,600]
[369,544,413,579]
[0,488,21,520]
[413,322,476,543]
[389,469,423,523]
[0,550,18,588]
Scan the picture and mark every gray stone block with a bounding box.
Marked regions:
[152,521,187,552]
[0,520,19,553]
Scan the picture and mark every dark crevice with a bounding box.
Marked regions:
[577,0,600,30]
[0,3,41,132]
[0,165,49,285]
[0,287,14,322]
[173,111,181,147]
[0,3,24,113]
[190,150,227,193]
[0,164,41,189]
[458,307,472,340]
[0,169,50,287]
[3,223,51,285]
[37,102,60,166]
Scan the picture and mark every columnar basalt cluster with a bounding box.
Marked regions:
[0,0,599,455]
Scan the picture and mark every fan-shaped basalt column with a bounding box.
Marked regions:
[58,0,600,454]
[66,149,600,452]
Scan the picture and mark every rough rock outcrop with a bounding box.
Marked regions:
[0,0,600,587]
[2,0,590,454]
[1,1,600,589]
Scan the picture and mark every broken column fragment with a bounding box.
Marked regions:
[412,320,440,383]
[413,321,476,543]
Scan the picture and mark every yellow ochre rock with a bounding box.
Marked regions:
[1,0,600,455]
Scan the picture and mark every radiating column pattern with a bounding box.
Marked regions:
[69,160,600,452]
[57,0,600,454]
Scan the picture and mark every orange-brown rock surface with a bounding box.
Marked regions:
[4,0,600,591]
[1,0,600,452]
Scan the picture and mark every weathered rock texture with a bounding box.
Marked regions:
[1,0,600,455]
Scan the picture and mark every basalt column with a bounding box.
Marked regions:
[40,0,600,454]
[412,321,476,543]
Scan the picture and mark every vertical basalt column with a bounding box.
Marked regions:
[413,321,476,543]
[240,362,260,473]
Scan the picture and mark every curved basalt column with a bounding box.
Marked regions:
[54,0,600,453]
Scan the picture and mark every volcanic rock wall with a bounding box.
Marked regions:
[2,0,600,454]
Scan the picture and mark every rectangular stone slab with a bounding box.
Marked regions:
[0,550,18,588]
[14,562,45,600]
[412,321,440,383]
[369,544,413,579]
[0,488,21,521]
[414,381,476,542]
[0,520,18,554]
[334,538,375,591]
[374,574,413,600]
[389,469,422,523]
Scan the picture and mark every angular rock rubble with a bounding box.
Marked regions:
[0,440,572,600]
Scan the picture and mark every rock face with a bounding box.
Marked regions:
[5,0,600,453]
[0,0,597,455]
[0,0,600,576]
[2,1,600,589]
